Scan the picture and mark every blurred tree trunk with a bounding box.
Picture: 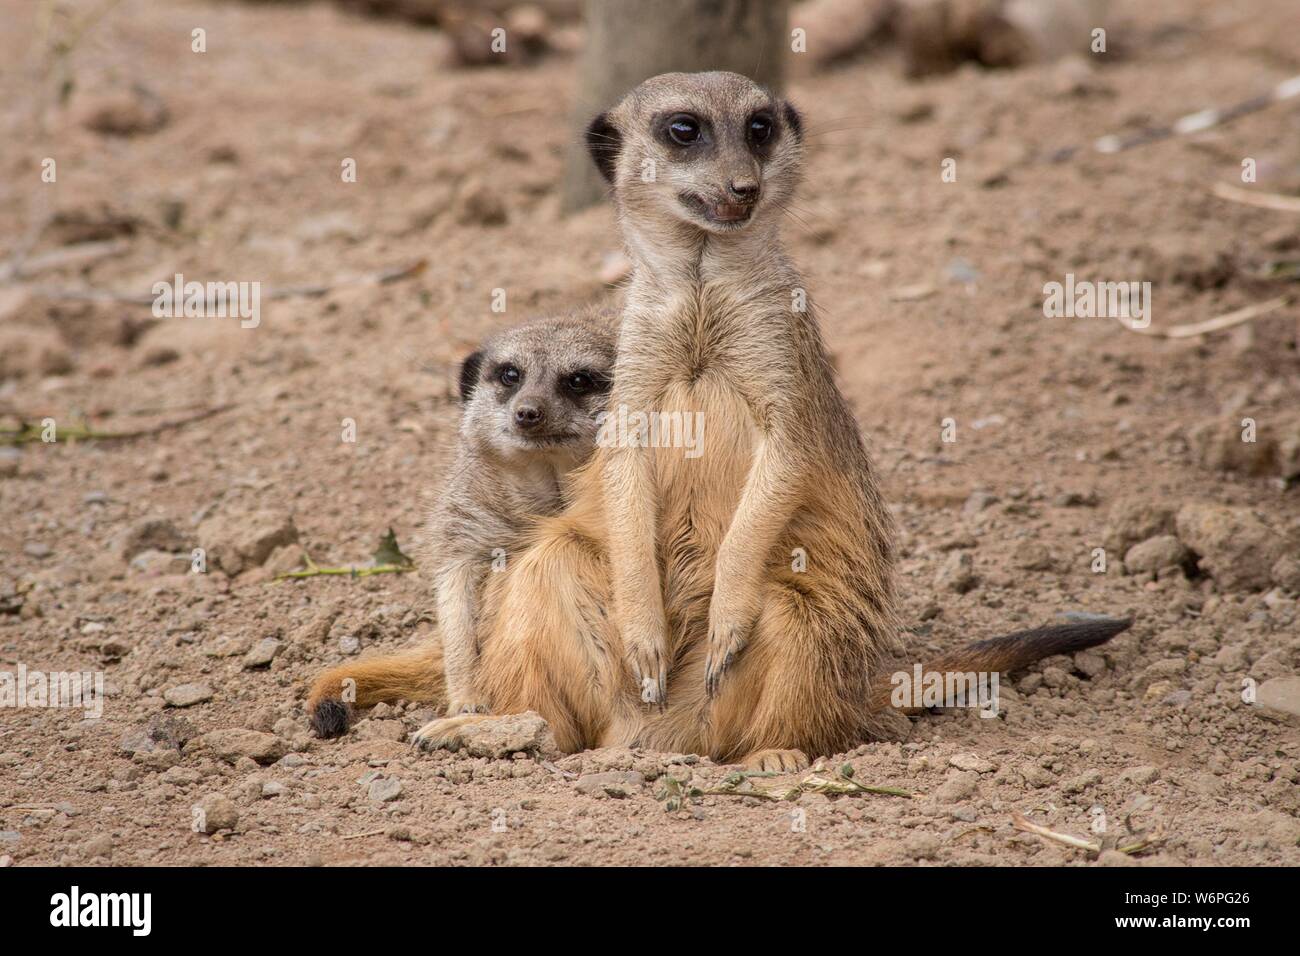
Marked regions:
[561,0,789,214]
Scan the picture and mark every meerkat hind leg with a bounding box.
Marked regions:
[705,577,880,765]
[742,748,810,773]
[475,521,635,753]
[411,713,496,753]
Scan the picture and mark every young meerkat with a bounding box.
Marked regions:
[309,72,1129,766]
[308,310,615,738]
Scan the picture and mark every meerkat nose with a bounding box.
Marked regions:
[514,405,545,429]
[727,179,760,202]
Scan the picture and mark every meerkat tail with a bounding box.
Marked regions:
[307,641,446,738]
[866,616,1132,714]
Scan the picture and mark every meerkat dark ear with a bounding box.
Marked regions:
[458,351,484,403]
[782,102,803,143]
[585,112,621,183]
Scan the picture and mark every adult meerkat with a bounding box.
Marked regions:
[310,72,1129,768]
[308,311,615,738]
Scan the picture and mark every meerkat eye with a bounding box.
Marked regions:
[499,365,521,387]
[748,113,773,146]
[563,369,610,396]
[666,114,702,146]
[564,372,593,394]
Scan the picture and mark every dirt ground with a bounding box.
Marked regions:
[1,0,1299,867]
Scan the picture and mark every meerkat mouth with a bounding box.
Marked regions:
[507,429,580,449]
[679,192,756,227]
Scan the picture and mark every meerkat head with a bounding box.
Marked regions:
[457,313,615,461]
[586,71,804,235]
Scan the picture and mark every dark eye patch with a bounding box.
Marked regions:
[782,101,803,142]
[559,368,611,398]
[747,111,774,148]
[657,111,711,150]
[493,363,522,388]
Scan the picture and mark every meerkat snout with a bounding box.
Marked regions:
[513,401,545,430]
[585,71,804,234]
[727,177,760,201]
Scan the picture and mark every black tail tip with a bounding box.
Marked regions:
[1052,612,1134,649]
[968,613,1135,663]
[310,699,352,739]
[1057,611,1133,631]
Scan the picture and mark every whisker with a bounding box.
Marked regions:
[804,122,888,137]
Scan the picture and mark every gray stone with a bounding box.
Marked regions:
[933,771,978,803]
[242,637,281,669]
[1214,643,1248,672]
[368,777,403,803]
[1103,499,1175,554]
[163,683,213,708]
[936,551,978,594]
[130,549,188,576]
[354,718,406,742]
[1176,503,1286,591]
[118,713,196,755]
[1061,769,1102,794]
[574,771,645,798]
[83,834,112,859]
[1188,417,1277,476]
[197,509,299,576]
[1123,535,1189,576]
[1073,650,1107,678]
[1256,677,1300,722]
[948,753,996,774]
[441,711,557,759]
[1272,555,1300,593]
[196,729,286,765]
[116,517,192,561]
[1120,765,1159,785]
[193,793,238,834]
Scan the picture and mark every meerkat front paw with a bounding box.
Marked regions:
[619,608,668,708]
[626,637,667,709]
[704,597,756,698]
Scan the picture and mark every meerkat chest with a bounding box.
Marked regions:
[650,299,770,539]
[497,458,567,521]
[647,377,756,555]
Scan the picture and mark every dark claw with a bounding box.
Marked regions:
[706,647,737,699]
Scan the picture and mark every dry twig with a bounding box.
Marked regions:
[659,763,912,811]
[1212,182,1300,214]
[1011,811,1164,856]
[1110,295,1292,339]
